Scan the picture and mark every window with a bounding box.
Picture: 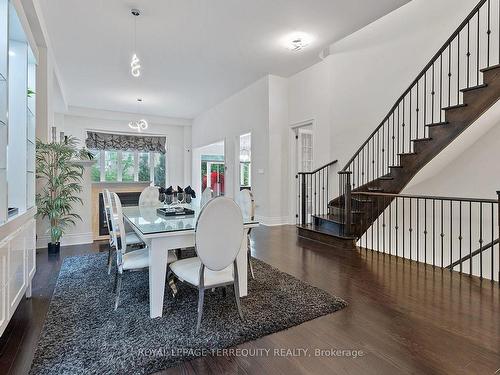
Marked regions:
[239,133,251,188]
[153,152,166,188]
[90,150,166,185]
[138,152,150,182]
[121,151,134,182]
[104,151,118,182]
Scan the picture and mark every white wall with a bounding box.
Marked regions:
[192,77,271,221]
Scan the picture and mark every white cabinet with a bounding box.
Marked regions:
[0,217,36,337]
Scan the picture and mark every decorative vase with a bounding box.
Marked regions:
[48,242,60,254]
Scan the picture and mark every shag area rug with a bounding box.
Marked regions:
[30,253,347,374]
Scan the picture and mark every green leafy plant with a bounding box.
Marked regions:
[27,88,35,98]
[35,136,90,244]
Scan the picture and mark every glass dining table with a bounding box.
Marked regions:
[122,201,259,318]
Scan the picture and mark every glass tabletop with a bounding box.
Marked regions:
[122,202,257,236]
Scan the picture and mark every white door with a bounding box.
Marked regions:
[295,126,313,223]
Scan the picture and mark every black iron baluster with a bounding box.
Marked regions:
[459,201,463,273]
[377,130,380,179]
[382,195,386,253]
[431,63,435,124]
[433,199,436,267]
[450,202,453,269]
[477,10,480,85]
[457,31,460,101]
[487,0,491,66]
[480,202,483,278]
[423,72,426,135]
[409,197,413,262]
[448,43,452,106]
[491,202,494,281]
[424,198,428,265]
[467,21,471,88]
[392,116,395,169]
[395,197,399,259]
[417,198,420,262]
[403,196,406,259]
[440,54,443,123]
[389,197,392,256]
[470,202,473,276]
[441,200,444,268]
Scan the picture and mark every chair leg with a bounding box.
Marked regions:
[247,235,255,279]
[114,273,123,310]
[196,288,205,333]
[221,287,227,298]
[168,274,178,298]
[113,268,118,292]
[233,261,244,321]
[107,248,113,275]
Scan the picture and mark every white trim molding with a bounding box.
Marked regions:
[36,232,94,248]
[255,215,294,227]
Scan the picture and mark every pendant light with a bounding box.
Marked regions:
[130,9,141,77]
[128,98,148,132]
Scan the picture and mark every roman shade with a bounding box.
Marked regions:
[85,131,166,153]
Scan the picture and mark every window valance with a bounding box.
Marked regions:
[85,131,166,154]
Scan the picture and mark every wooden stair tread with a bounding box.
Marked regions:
[442,103,467,111]
[480,63,500,73]
[426,122,449,127]
[411,137,432,142]
[460,83,488,93]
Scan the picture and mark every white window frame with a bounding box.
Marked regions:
[93,149,166,185]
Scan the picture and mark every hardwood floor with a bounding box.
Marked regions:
[1,226,499,374]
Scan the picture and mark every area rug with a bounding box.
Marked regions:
[30,253,347,375]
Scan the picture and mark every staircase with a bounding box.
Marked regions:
[298,0,500,248]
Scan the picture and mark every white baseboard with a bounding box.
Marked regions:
[255,215,294,227]
[36,232,94,248]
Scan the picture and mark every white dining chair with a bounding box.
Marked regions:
[169,196,245,333]
[237,189,256,279]
[105,189,145,274]
[110,192,177,310]
[200,187,213,209]
[139,186,161,206]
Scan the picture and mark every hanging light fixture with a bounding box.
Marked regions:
[129,98,149,132]
[130,9,142,77]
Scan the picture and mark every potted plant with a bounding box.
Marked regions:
[35,136,91,254]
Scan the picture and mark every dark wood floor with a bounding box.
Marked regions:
[1,226,499,375]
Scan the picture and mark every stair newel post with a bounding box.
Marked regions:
[301,174,307,225]
[344,172,353,236]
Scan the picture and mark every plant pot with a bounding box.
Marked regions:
[48,242,60,254]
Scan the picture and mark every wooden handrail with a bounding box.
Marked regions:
[297,160,338,175]
[342,0,488,172]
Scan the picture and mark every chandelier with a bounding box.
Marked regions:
[129,98,148,132]
[130,9,141,77]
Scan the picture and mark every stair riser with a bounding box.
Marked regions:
[297,227,356,249]
[482,66,500,83]
[412,140,434,154]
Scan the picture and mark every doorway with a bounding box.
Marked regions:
[290,122,314,224]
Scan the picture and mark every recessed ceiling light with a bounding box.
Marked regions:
[284,32,314,51]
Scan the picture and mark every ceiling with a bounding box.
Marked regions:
[39,0,409,120]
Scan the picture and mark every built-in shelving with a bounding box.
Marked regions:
[0,0,38,339]
[0,0,37,224]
